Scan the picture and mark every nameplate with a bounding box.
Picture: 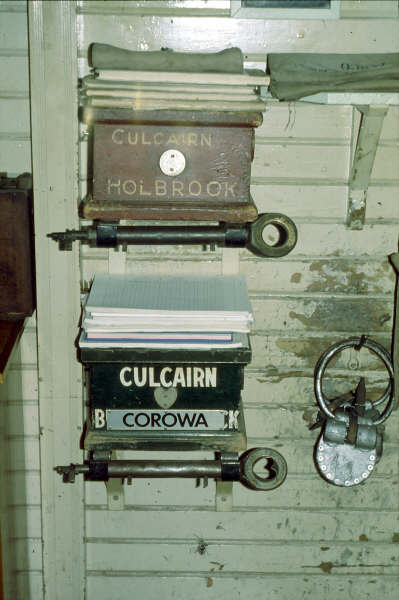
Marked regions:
[93,408,240,431]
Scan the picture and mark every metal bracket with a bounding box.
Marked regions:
[105,452,125,510]
[106,477,125,511]
[108,245,126,275]
[215,480,233,512]
[346,105,388,230]
[222,247,240,275]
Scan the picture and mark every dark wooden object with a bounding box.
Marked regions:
[82,109,262,222]
[0,320,25,383]
[0,174,35,320]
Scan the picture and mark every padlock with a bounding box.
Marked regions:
[311,337,394,487]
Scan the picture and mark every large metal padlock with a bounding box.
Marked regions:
[311,337,394,487]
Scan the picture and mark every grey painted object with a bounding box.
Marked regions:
[312,337,394,487]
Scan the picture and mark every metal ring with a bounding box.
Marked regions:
[240,448,287,491]
[248,213,297,258]
[314,337,394,426]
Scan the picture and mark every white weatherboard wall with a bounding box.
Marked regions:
[79,3,399,598]
[2,0,399,598]
[0,2,43,598]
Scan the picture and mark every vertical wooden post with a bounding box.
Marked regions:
[28,1,85,598]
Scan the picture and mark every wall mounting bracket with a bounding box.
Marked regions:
[347,105,388,230]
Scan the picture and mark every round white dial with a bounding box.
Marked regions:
[159,149,186,176]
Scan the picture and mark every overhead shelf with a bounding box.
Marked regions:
[264,53,399,230]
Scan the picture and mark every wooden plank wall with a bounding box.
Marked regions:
[2,0,399,598]
[0,2,43,598]
[75,2,399,599]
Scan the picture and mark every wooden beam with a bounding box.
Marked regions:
[28,1,85,598]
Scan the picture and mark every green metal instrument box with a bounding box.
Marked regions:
[81,340,251,452]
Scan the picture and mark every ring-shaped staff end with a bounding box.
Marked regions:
[240,447,287,491]
[248,213,297,258]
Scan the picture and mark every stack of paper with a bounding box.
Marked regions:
[81,70,267,112]
[79,274,253,349]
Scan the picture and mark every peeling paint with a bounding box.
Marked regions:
[276,338,334,364]
[262,365,279,377]
[307,260,391,294]
[289,300,391,332]
[291,272,302,284]
[256,369,304,384]
[379,313,391,325]
[340,548,353,562]
[319,561,334,574]
[302,407,317,425]
[359,534,369,542]
[392,533,399,543]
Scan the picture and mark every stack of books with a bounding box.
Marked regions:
[79,274,253,350]
[80,69,267,112]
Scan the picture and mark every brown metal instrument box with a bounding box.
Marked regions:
[0,173,35,320]
[82,108,262,223]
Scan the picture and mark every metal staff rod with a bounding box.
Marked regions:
[55,448,288,491]
[57,459,222,480]
[48,212,298,258]
[95,223,247,247]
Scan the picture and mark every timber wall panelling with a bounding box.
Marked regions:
[0,0,398,598]
[78,3,399,599]
[0,2,42,598]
